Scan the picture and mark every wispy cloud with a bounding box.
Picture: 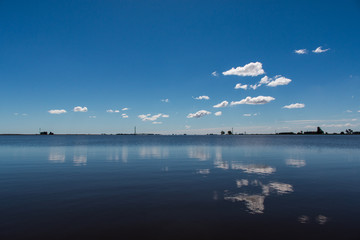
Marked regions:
[48,109,67,114]
[152,121,162,124]
[213,101,229,108]
[161,99,169,103]
[185,125,191,129]
[294,49,308,54]
[312,46,330,53]
[231,96,275,105]
[223,62,265,77]
[89,116,96,118]
[74,106,88,112]
[107,109,120,113]
[187,110,211,118]
[215,111,222,116]
[195,95,210,100]
[282,118,357,124]
[283,103,305,109]
[122,114,129,118]
[138,113,169,121]
[211,71,218,77]
[122,108,129,111]
[243,113,258,117]
[234,83,248,90]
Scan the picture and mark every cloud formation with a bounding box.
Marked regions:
[294,49,308,54]
[195,95,210,100]
[152,121,162,124]
[48,109,67,114]
[312,46,330,53]
[187,110,211,119]
[122,114,129,118]
[122,108,129,111]
[161,99,169,103]
[213,101,229,108]
[231,96,275,105]
[215,111,222,116]
[138,113,168,121]
[223,62,265,77]
[234,83,248,90]
[107,109,120,113]
[267,76,292,87]
[211,71,218,77]
[283,103,305,109]
[74,106,88,112]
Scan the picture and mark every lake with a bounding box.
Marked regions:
[0,135,359,239]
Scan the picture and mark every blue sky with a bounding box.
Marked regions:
[1,0,360,134]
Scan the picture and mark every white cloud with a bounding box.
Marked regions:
[294,49,308,54]
[243,114,252,117]
[312,46,330,53]
[89,116,96,118]
[161,99,169,103]
[283,103,305,109]
[211,71,218,77]
[152,121,162,124]
[107,110,114,113]
[114,110,120,113]
[321,123,356,128]
[213,101,229,108]
[187,110,211,119]
[346,110,352,113]
[48,109,67,114]
[231,96,275,105]
[249,84,261,90]
[138,113,168,121]
[259,76,270,84]
[122,108,129,111]
[223,62,265,77]
[185,125,191,129]
[234,83,248,90]
[195,95,210,100]
[267,76,292,87]
[122,114,129,118]
[74,106,88,112]
[215,111,222,116]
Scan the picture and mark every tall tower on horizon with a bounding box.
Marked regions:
[134,126,136,135]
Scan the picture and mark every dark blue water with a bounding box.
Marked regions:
[1,135,360,239]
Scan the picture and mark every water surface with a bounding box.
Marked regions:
[1,135,360,239]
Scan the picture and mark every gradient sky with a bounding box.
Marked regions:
[1,0,360,134]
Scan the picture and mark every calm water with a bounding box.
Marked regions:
[1,135,360,239]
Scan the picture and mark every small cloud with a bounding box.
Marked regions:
[231,96,275,105]
[211,71,218,77]
[74,106,88,112]
[312,46,330,53]
[122,114,129,118]
[89,116,96,118]
[114,110,120,113]
[294,49,308,54]
[283,103,305,109]
[195,95,210,100]
[187,110,211,119]
[161,99,169,103]
[138,113,168,121]
[234,83,248,90]
[14,113,19,116]
[215,111,222,116]
[267,76,292,87]
[249,83,261,90]
[152,121,162,124]
[48,109,67,114]
[243,114,252,117]
[185,125,191,129]
[223,62,265,77]
[106,109,114,113]
[346,110,352,113]
[213,101,229,108]
[122,108,129,111]
[259,76,270,84]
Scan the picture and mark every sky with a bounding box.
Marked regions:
[1,0,360,134]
